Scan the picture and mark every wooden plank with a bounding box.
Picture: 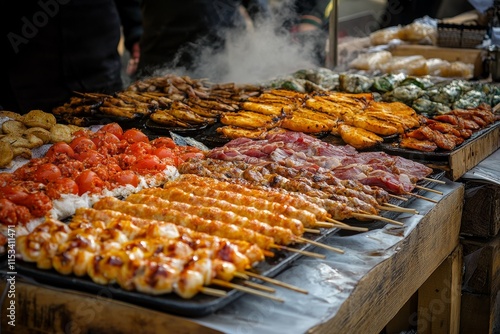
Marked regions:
[448,124,500,180]
[309,183,464,334]
[417,245,462,334]
[461,235,500,295]
[461,183,500,238]
[460,291,500,334]
[0,281,223,334]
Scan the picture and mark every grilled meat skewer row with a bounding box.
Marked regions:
[176,174,330,220]
[93,197,276,250]
[139,187,304,236]
[160,183,321,229]
[126,193,299,245]
[72,207,265,265]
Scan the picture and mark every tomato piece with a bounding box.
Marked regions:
[0,198,32,226]
[45,178,79,199]
[75,170,105,195]
[125,141,153,157]
[57,160,85,178]
[0,185,29,204]
[150,137,176,149]
[98,123,123,139]
[75,150,105,167]
[16,192,52,217]
[131,154,166,174]
[153,147,174,159]
[33,163,62,184]
[46,142,75,160]
[111,170,140,187]
[122,128,149,144]
[0,173,15,187]
[70,137,97,153]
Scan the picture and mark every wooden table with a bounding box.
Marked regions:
[0,181,464,334]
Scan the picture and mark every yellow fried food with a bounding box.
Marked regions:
[0,142,14,168]
[343,114,399,136]
[23,109,57,129]
[280,113,332,133]
[12,147,32,159]
[50,124,73,143]
[25,127,52,144]
[241,101,290,116]
[220,111,281,129]
[0,111,24,121]
[150,110,193,128]
[338,123,383,150]
[2,120,27,134]
[216,126,268,139]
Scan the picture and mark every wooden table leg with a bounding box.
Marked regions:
[417,245,463,334]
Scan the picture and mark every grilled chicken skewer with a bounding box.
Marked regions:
[72,207,265,266]
[125,193,299,245]
[93,197,276,250]
[139,187,305,236]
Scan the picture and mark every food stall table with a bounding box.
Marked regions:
[0,180,464,334]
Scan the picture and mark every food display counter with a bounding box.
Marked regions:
[1,179,463,333]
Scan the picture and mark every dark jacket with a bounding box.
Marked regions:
[0,0,142,113]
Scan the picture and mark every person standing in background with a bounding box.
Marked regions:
[136,0,271,80]
[0,0,142,114]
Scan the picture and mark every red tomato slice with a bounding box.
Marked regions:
[70,137,97,153]
[131,154,166,173]
[75,170,105,195]
[45,178,79,199]
[122,128,149,144]
[125,142,153,156]
[150,137,176,149]
[46,142,75,160]
[111,170,140,187]
[98,123,123,139]
[75,150,105,167]
[33,163,62,184]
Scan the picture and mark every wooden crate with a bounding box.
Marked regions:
[460,291,500,334]
[460,235,500,334]
[461,182,500,238]
[461,236,500,296]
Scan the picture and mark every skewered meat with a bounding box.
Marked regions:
[139,187,305,236]
[125,193,298,245]
[93,197,275,250]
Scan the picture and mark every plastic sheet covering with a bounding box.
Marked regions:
[194,181,459,334]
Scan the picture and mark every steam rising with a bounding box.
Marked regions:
[151,9,323,84]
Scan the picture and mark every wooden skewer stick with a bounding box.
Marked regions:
[211,279,284,303]
[423,177,446,184]
[406,192,439,204]
[200,287,228,298]
[378,205,417,214]
[314,221,336,228]
[382,203,419,215]
[325,218,369,232]
[243,271,309,294]
[352,213,404,226]
[388,194,408,201]
[273,245,326,259]
[414,185,443,195]
[297,237,344,254]
[234,272,250,280]
[304,228,321,234]
[242,281,276,293]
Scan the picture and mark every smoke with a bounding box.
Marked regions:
[151,3,324,84]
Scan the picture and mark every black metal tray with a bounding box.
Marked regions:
[144,119,210,136]
[16,228,338,318]
[379,121,500,163]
